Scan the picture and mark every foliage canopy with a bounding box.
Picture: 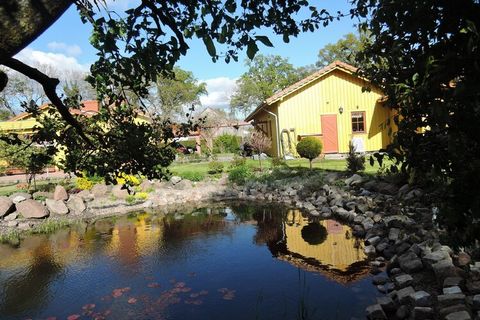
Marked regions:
[355,0,480,244]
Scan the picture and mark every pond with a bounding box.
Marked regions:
[0,203,379,320]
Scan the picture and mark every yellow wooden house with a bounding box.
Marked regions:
[245,61,394,156]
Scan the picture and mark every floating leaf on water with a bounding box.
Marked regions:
[46,317,57,320]
[112,289,123,298]
[180,287,191,293]
[67,315,81,320]
[147,282,160,288]
[190,293,200,298]
[223,292,235,300]
[217,288,229,294]
[174,282,186,288]
[128,298,137,304]
[91,312,105,320]
[199,290,209,296]
[82,304,96,310]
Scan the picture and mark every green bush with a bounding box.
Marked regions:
[271,157,287,168]
[179,171,205,182]
[208,161,224,174]
[180,140,197,149]
[126,194,136,204]
[213,134,241,154]
[230,155,247,168]
[296,137,323,170]
[228,165,253,185]
[346,141,365,173]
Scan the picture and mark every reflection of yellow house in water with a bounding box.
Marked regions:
[277,209,370,285]
[108,213,163,264]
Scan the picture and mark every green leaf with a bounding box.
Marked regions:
[203,36,216,57]
[246,42,259,60]
[255,35,273,47]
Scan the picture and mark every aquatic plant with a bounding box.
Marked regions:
[30,219,71,234]
[0,229,21,246]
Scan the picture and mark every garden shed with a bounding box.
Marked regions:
[245,61,395,157]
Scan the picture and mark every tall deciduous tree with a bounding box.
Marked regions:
[147,67,206,120]
[354,0,480,244]
[316,32,370,67]
[230,55,307,116]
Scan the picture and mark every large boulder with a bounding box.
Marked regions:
[170,176,182,185]
[66,195,86,214]
[139,180,154,192]
[16,199,49,218]
[366,304,387,320]
[0,196,15,218]
[376,181,399,195]
[77,190,94,202]
[9,192,32,204]
[345,174,363,186]
[112,185,129,199]
[45,199,69,215]
[53,185,68,201]
[173,179,192,190]
[91,184,110,198]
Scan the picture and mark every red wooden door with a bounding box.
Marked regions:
[321,115,338,153]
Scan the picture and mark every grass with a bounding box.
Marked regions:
[0,229,21,245]
[0,178,68,197]
[170,157,385,177]
[30,218,72,234]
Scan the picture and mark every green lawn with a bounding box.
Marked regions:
[170,157,384,177]
[0,179,67,197]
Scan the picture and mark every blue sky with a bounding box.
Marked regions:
[19,0,358,109]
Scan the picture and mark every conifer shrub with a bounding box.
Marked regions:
[346,141,365,173]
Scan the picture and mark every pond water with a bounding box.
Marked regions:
[0,203,379,320]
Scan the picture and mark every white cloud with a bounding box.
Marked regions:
[200,77,238,110]
[103,0,140,10]
[47,42,82,56]
[15,48,90,76]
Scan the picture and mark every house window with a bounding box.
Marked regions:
[351,112,366,133]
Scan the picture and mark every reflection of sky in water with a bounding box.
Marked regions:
[0,204,379,320]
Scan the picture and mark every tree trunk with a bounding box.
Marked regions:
[258,152,262,171]
[0,0,72,63]
[309,159,312,170]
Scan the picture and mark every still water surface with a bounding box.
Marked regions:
[0,203,379,320]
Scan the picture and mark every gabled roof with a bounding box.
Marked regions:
[245,60,363,121]
[9,100,100,121]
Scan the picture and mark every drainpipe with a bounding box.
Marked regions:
[262,108,281,159]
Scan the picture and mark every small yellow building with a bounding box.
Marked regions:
[245,61,394,156]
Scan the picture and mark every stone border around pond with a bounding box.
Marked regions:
[0,172,479,320]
